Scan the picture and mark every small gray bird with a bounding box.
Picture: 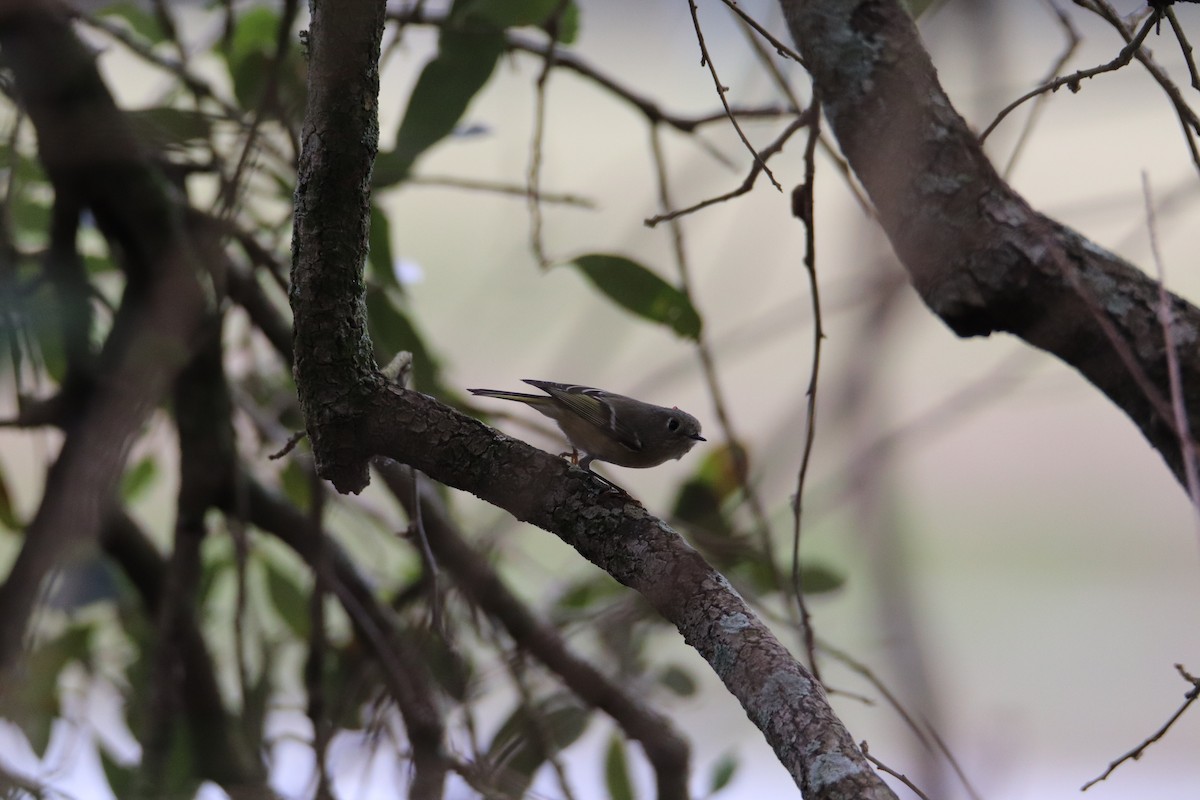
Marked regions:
[468,379,705,470]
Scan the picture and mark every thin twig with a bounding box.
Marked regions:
[1162,6,1200,91]
[1141,172,1200,534]
[1082,664,1200,790]
[648,124,784,603]
[408,174,594,207]
[860,741,932,800]
[686,0,781,190]
[718,0,806,65]
[1081,0,1200,173]
[526,3,571,269]
[790,98,823,681]
[979,8,1157,142]
[497,31,794,136]
[645,112,811,227]
[1001,0,1081,178]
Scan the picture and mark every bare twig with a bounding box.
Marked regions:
[1162,6,1200,91]
[648,125,784,600]
[1082,664,1200,790]
[686,0,781,190]
[1142,172,1200,532]
[979,8,1156,142]
[1000,0,1081,177]
[409,174,593,206]
[789,98,823,681]
[1080,0,1200,172]
[860,741,932,800]
[645,112,811,226]
[719,0,806,65]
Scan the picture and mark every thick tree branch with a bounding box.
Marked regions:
[291,0,896,792]
[290,0,387,494]
[779,0,1200,487]
[354,388,898,799]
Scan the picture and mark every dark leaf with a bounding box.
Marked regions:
[708,752,739,794]
[364,285,446,395]
[465,0,580,41]
[0,465,20,529]
[567,254,702,340]
[279,458,312,512]
[99,2,165,42]
[658,664,697,697]
[126,107,215,151]
[796,561,845,595]
[368,202,399,290]
[485,694,591,793]
[119,456,159,503]
[605,733,635,800]
[375,28,505,186]
[263,558,311,639]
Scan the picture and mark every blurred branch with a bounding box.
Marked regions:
[0,0,207,674]
[373,459,693,800]
[239,478,449,800]
[100,510,267,793]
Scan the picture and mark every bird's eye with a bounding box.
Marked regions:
[667,417,680,432]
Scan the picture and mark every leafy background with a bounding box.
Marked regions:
[0,0,1198,798]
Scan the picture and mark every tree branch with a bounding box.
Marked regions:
[779,0,1200,488]
[290,0,387,494]
[0,0,206,674]
[353,387,898,799]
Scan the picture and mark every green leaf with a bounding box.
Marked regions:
[279,458,312,512]
[368,202,399,290]
[485,695,590,794]
[263,559,310,639]
[222,7,305,116]
[99,2,165,43]
[658,664,697,697]
[554,574,624,613]
[100,748,138,799]
[796,561,845,595]
[365,286,445,394]
[375,28,505,186]
[126,107,215,151]
[708,752,739,794]
[567,254,702,340]
[605,734,635,800]
[120,456,159,503]
[227,6,279,68]
[0,624,92,756]
[464,0,580,41]
[0,465,20,529]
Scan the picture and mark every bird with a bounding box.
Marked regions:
[468,379,705,471]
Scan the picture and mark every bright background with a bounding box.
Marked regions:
[2,0,1199,798]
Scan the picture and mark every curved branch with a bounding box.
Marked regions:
[780,0,1200,488]
[356,387,897,799]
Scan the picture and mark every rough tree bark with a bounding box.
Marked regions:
[291,2,899,799]
[780,0,1200,488]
